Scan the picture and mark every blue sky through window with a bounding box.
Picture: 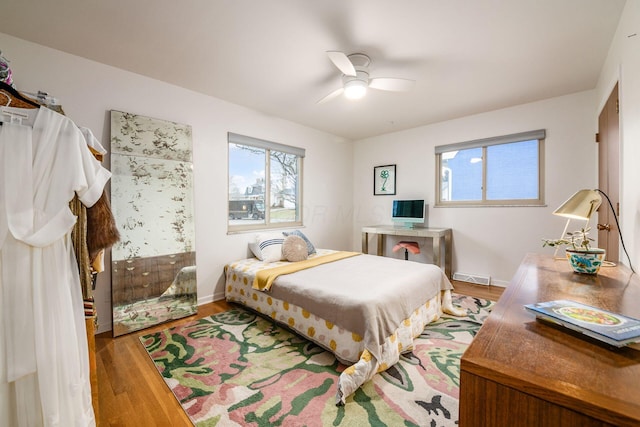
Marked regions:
[229,144,265,197]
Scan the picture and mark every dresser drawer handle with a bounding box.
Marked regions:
[142,272,150,276]
[126,267,135,271]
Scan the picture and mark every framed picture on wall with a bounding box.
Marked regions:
[374,164,396,195]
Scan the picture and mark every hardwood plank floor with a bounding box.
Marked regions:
[95,300,233,426]
[95,281,504,426]
[452,280,505,301]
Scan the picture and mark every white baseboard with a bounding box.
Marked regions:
[198,294,216,306]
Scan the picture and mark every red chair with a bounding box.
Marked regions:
[393,241,420,260]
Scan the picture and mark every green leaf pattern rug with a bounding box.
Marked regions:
[140,294,493,426]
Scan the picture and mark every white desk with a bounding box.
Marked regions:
[361,225,452,278]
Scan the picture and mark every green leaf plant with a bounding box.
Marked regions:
[542,227,595,251]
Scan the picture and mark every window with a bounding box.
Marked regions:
[435,129,545,206]
[228,132,304,231]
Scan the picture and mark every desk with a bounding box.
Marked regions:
[361,225,452,278]
[459,253,640,426]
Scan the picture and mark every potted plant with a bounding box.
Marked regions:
[542,227,606,274]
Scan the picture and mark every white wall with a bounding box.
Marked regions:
[596,1,640,273]
[352,91,598,285]
[0,33,354,333]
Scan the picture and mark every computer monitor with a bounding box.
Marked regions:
[392,199,426,228]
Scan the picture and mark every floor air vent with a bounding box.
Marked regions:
[453,272,491,286]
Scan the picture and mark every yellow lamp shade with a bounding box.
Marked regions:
[553,189,602,220]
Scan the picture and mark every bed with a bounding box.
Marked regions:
[224,233,465,405]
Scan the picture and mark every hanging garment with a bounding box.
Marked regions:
[0,106,110,427]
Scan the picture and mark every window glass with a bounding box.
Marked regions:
[440,147,483,202]
[228,144,266,224]
[228,134,303,231]
[269,151,299,223]
[436,130,544,206]
[486,140,539,200]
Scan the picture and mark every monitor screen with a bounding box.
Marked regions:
[392,200,425,225]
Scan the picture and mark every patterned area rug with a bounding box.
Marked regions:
[140,294,493,426]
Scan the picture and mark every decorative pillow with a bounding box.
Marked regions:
[282,230,316,255]
[282,235,309,262]
[249,233,285,263]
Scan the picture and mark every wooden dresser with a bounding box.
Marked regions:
[459,253,640,427]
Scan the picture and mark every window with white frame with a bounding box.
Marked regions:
[435,129,545,206]
[228,133,304,231]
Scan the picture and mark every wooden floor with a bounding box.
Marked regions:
[95,281,504,426]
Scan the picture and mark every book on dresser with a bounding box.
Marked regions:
[524,299,640,347]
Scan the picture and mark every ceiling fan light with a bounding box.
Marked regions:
[344,80,367,99]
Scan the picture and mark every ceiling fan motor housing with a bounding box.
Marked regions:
[347,53,371,69]
[342,54,370,99]
[342,69,369,85]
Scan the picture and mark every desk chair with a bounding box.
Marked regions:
[393,241,420,260]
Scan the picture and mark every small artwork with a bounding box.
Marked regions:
[374,164,396,195]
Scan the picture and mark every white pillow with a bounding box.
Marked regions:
[249,233,285,262]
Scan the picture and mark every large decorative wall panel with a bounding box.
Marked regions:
[110,110,197,336]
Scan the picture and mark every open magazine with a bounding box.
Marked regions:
[525,299,640,347]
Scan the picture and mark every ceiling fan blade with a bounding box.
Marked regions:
[327,51,357,77]
[369,77,415,92]
[316,87,345,104]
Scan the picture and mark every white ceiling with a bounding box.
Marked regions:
[0,0,626,141]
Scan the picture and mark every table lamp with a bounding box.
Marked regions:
[552,189,602,257]
[552,189,635,273]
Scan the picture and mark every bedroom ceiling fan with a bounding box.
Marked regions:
[317,51,415,104]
